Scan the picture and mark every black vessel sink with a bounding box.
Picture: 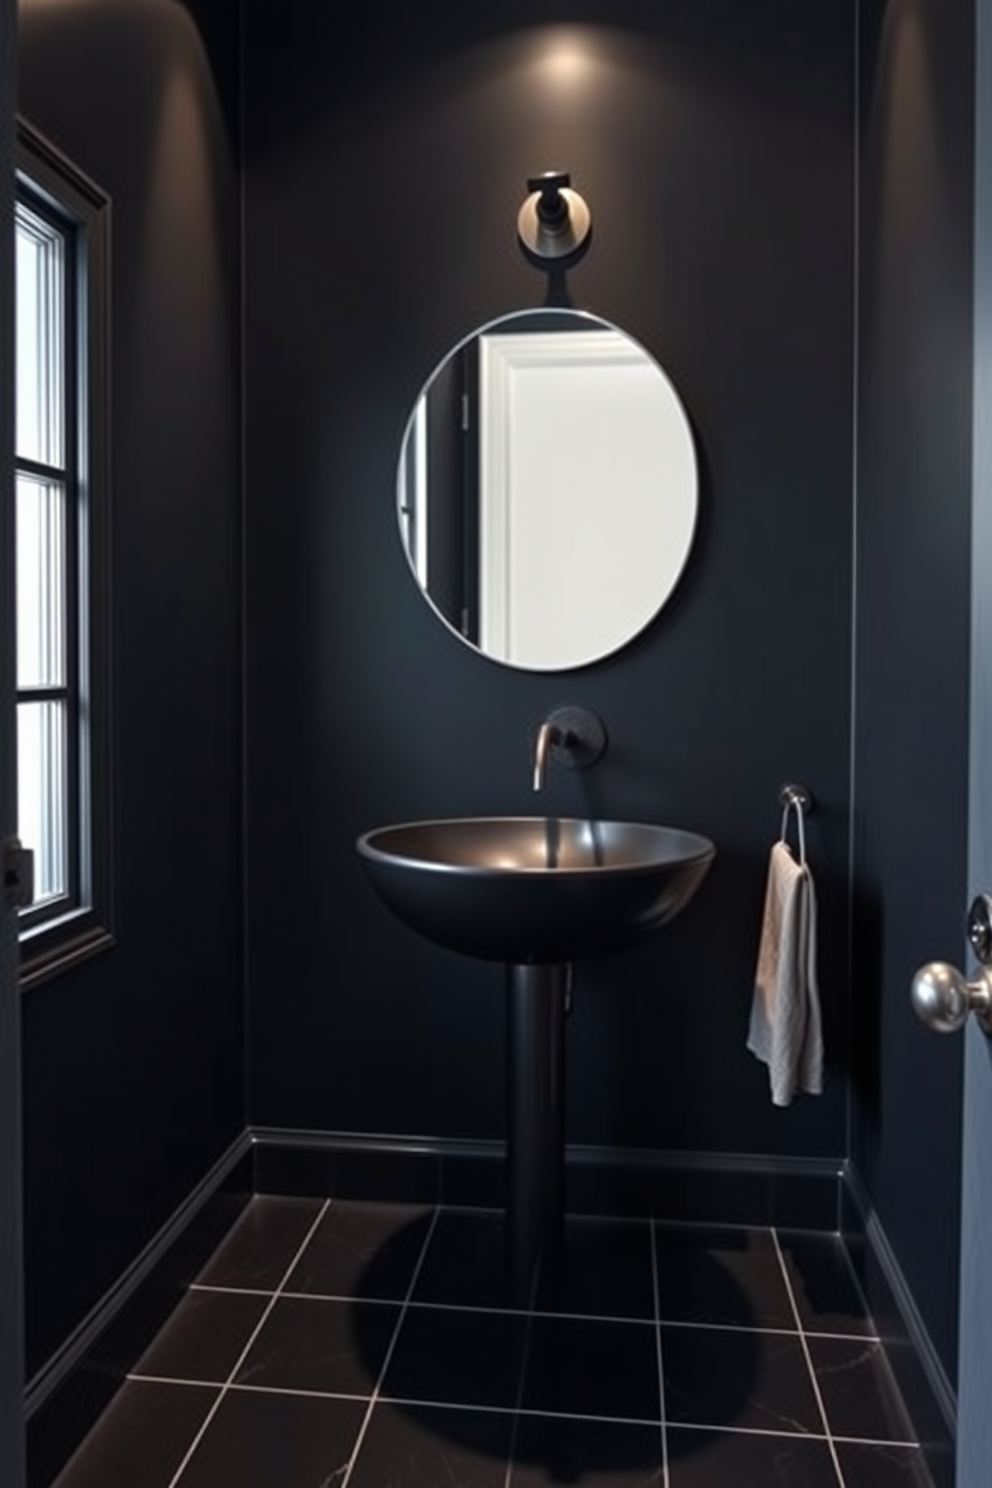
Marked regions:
[355,816,715,964]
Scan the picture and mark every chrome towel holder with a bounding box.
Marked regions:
[779,782,812,866]
[779,782,812,815]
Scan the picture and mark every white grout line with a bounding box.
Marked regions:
[162,1198,332,1488]
[121,1371,923,1446]
[126,1372,227,1389]
[649,1219,672,1488]
[337,1206,441,1488]
[830,1230,884,1342]
[285,1290,535,1318]
[500,1261,541,1488]
[126,1372,367,1403]
[189,1279,879,1340]
[225,1382,367,1402]
[382,1397,662,1429]
[191,1282,655,1328]
[652,1318,797,1337]
[188,1283,275,1296]
[371,1397,921,1446]
[649,1318,875,1342]
[802,1326,878,1342]
[273,1292,399,1310]
[656,1418,919,1447]
[395,1296,655,1325]
[831,1433,922,1450]
[772,1227,847,1488]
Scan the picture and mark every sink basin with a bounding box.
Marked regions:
[357,814,716,1291]
[356,816,716,964]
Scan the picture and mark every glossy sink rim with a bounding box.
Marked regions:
[356,816,717,964]
[355,816,716,876]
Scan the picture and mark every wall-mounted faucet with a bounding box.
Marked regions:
[532,706,608,791]
[532,720,559,791]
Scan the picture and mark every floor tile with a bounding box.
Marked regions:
[666,1426,841,1487]
[382,1304,528,1410]
[52,1381,218,1488]
[195,1196,324,1290]
[654,1224,798,1330]
[43,1202,933,1488]
[232,1295,399,1396]
[834,1440,936,1487]
[808,1334,916,1442]
[131,1288,270,1383]
[511,1413,665,1486]
[660,1323,823,1435]
[283,1199,432,1300]
[522,1315,660,1422]
[173,1388,366,1488]
[411,1208,521,1309]
[534,1216,655,1319]
[347,1400,512,1487]
[778,1229,874,1336]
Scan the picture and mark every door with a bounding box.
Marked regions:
[0,0,27,1479]
[956,1029,992,1487]
[955,1,992,1481]
[952,4,992,1468]
[920,4,992,1481]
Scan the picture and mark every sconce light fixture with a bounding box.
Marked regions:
[517,170,592,266]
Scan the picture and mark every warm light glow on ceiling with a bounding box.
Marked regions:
[535,31,596,90]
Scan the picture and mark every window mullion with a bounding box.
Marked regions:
[15,455,65,483]
[15,688,69,705]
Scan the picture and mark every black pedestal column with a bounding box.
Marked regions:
[506,963,567,1296]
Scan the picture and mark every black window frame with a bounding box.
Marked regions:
[15,119,114,989]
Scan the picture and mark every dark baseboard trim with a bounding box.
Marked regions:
[250,1126,843,1229]
[25,1132,253,1488]
[839,1161,956,1488]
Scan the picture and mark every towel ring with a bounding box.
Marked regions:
[779,782,812,868]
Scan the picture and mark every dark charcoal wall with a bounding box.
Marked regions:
[853,0,972,1383]
[244,4,855,1159]
[17,0,244,1375]
[9,0,973,1415]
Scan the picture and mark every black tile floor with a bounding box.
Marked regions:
[50,1196,935,1488]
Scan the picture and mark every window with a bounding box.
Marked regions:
[15,121,113,986]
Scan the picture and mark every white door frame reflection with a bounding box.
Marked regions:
[398,308,698,672]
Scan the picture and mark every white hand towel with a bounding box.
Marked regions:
[747,840,823,1106]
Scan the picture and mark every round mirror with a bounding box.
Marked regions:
[397,309,698,671]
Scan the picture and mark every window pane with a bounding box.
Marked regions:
[16,472,66,688]
[17,700,68,906]
[15,201,65,469]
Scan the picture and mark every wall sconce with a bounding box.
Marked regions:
[517,170,592,266]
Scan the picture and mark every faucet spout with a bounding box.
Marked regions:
[533,721,559,792]
[531,706,608,793]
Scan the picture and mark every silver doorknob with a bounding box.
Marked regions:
[910,961,992,1034]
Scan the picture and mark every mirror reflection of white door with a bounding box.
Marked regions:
[478,328,696,670]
